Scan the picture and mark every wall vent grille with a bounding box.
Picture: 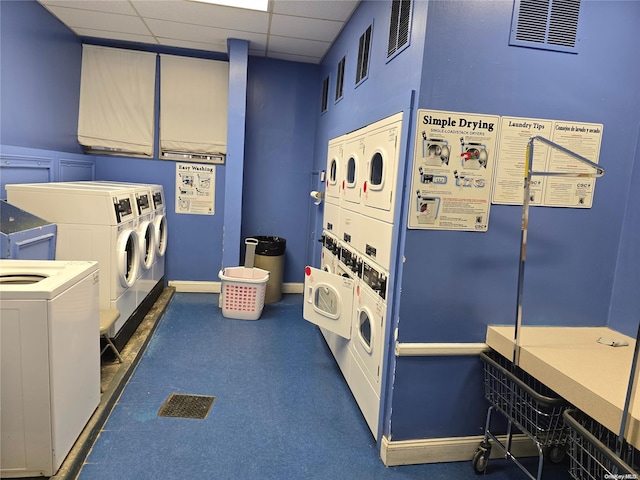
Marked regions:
[510,0,582,53]
[387,0,412,59]
[356,25,372,85]
[321,75,329,113]
[335,56,346,101]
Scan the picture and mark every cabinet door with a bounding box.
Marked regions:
[303,266,353,339]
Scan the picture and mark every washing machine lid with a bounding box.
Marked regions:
[71,182,154,217]
[0,260,98,300]
[6,183,137,225]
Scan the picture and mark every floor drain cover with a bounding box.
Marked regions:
[158,393,215,419]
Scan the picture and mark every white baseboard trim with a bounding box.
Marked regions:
[168,280,220,293]
[380,434,539,466]
[395,342,489,356]
[167,281,303,294]
[282,282,303,294]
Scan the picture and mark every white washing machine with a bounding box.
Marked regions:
[6,182,140,335]
[361,112,403,223]
[0,259,100,478]
[73,182,158,305]
[149,184,167,285]
[348,258,388,438]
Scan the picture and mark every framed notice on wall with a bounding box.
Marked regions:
[408,109,500,231]
[492,117,603,208]
[175,162,215,215]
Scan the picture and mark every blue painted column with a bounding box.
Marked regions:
[223,39,248,268]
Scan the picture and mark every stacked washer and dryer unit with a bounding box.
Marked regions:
[303,112,403,440]
[5,181,167,338]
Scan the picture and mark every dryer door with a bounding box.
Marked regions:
[325,141,343,204]
[117,229,139,288]
[342,136,364,209]
[362,118,402,222]
[138,220,156,270]
[153,214,168,257]
[303,266,353,339]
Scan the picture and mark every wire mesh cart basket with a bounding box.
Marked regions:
[473,350,571,479]
[563,409,638,480]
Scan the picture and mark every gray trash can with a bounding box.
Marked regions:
[251,236,286,304]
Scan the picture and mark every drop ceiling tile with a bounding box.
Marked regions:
[75,28,159,45]
[131,0,269,33]
[39,0,137,16]
[44,6,150,35]
[145,18,267,50]
[268,35,329,58]
[270,14,343,43]
[272,0,358,22]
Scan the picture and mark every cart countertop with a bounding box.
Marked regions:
[486,325,640,449]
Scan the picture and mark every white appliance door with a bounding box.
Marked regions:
[325,142,343,203]
[117,229,139,288]
[154,214,167,257]
[342,137,364,208]
[303,266,353,339]
[138,220,156,270]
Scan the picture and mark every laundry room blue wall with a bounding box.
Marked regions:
[242,56,318,281]
[391,0,640,441]
[0,0,82,154]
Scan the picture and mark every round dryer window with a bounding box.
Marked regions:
[154,215,168,257]
[358,309,374,353]
[118,229,140,288]
[369,152,384,187]
[139,221,156,270]
[329,159,338,184]
[346,156,357,184]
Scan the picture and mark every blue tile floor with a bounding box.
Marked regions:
[79,293,569,479]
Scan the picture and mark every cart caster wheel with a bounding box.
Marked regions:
[546,445,566,464]
[472,448,490,474]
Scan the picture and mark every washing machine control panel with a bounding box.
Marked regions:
[153,191,164,208]
[321,233,340,256]
[340,247,362,277]
[113,196,134,223]
[135,193,151,215]
[362,262,387,300]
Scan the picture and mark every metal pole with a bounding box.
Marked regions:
[512,136,604,368]
[513,139,534,367]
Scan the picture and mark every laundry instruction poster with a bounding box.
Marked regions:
[175,162,215,215]
[493,117,603,208]
[408,109,500,231]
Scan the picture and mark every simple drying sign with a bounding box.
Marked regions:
[408,109,500,231]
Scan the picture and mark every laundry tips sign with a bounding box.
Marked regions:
[409,109,500,231]
[175,162,215,215]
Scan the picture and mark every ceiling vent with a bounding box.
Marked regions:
[387,0,412,59]
[510,0,582,53]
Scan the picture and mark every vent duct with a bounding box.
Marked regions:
[510,0,582,53]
